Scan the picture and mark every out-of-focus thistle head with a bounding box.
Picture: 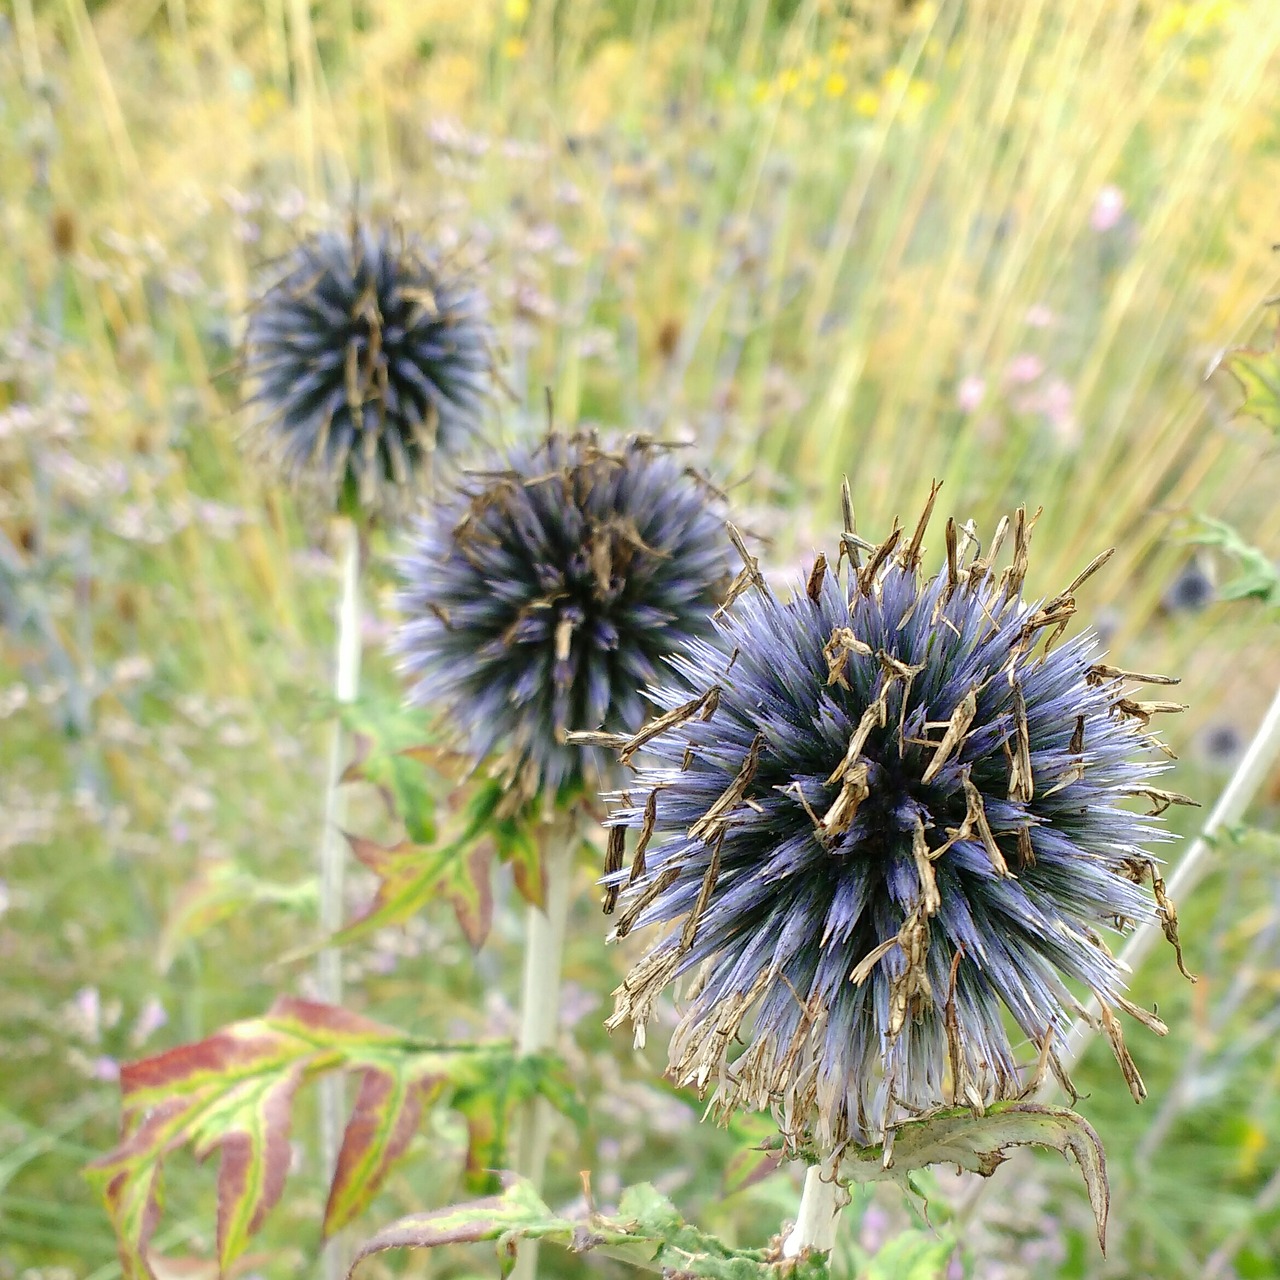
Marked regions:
[393,429,735,809]
[591,483,1196,1151]
[242,219,491,513]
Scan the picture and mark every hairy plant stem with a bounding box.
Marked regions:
[319,517,361,1280]
[1053,678,1280,1081]
[510,813,577,1280]
[782,1159,847,1258]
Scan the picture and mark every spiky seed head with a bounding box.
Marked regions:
[601,495,1192,1151]
[242,220,491,513]
[393,430,735,809]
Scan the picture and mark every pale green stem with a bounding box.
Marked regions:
[1052,679,1280,1083]
[319,516,361,1280]
[782,1158,847,1258]
[510,815,577,1280]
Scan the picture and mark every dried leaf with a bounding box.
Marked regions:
[841,1102,1110,1252]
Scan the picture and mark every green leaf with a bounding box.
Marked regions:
[1190,516,1280,607]
[348,1178,832,1280]
[1223,324,1280,434]
[451,1054,587,1195]
[341,832,494,950]
[340,697,441,844]
[490,801,547,909]
[839,1102,1109,1252]
[86,997,515,1277]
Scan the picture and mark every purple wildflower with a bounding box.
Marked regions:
[598,493,1192,1149]
[393,431,734,807]
[243,220,491,511]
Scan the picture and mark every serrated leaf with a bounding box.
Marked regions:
[1224,327,1280,433]
[342,833,494,950]
[840,1102,1109,1252]
[348,1178,831,1280]
[342,776,557,951]
[349,1179,577,1275]
[87,997,509,1278]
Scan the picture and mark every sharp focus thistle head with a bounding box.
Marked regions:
[594,483,1196,1151]
[242,220,491,513]
[393,430,735,810]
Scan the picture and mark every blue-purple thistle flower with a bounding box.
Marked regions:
[393,431,734,808]
[593,494,1194,1149]
[243,221,491,511]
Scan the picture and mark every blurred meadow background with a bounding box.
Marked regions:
[3,0,1280,1276]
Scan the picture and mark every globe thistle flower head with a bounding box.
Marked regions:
[243,220,491,514]
[393,430,735,810]
[600,488,1195,1151]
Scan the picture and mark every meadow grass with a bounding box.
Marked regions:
[2,0,1280,1275]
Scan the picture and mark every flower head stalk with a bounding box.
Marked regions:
[595,487,1193,1150]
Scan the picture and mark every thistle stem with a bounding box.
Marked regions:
[1054,679,1280,1081]
[318,516,361,1280]
[783,1159,847,1258]
[510,813,577,1280]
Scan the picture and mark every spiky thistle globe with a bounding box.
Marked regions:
[393,430,735,808]
[243,220,491,511]
[596,491,1195,1150]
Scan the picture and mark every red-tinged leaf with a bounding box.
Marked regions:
[340,732,374,786]
[349,1183,554,1269]
[323,1065,447,1237]
[88,998,450,1276]
[342,834,494,950]
[346,1180,800,1280]
[91,1101,180,1280]
[190,1067,303,1270]
[263,994,394,1041]
[494,817,545,909]
[339,708,439,843]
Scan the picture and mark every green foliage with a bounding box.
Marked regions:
[4,0,1280,1275]
[1191,517,1280,608]
[350,1178,831,1280]
[339,759,558,956]
[336,694,568,949]
[85,998,580,1278]
[341,695,441,845]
